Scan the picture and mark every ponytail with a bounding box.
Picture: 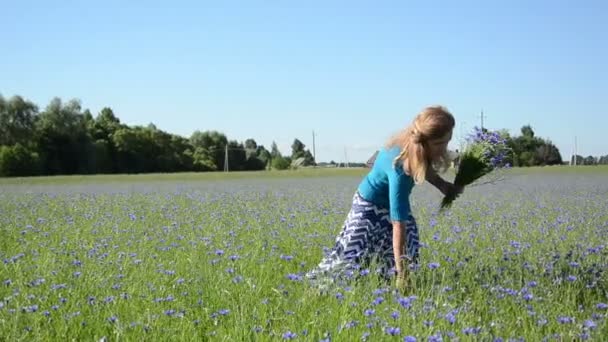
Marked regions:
[393,126,427,184]
[387,105,455,184]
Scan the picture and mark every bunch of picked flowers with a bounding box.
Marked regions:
[441,127,512,210]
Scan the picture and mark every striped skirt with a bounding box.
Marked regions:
[306,191,419,285]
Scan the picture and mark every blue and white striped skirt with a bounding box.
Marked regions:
[306,191,419,284]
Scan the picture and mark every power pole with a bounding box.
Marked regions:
[312,130,316,166]
[224,145,229,172]
[480,109,486,130]
[344,147,349,168]
[574,136,578,166]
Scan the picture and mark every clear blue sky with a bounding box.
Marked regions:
[2,0,607,162]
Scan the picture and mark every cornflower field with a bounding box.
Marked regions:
[1,167,607,341]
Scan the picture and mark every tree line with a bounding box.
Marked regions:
[0,94,316,177]
[496,125,608,167]
[1,94,606,177]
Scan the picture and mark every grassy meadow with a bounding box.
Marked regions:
[1,166,607,341]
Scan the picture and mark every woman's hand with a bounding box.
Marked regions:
[395,270,413,294]
[426,169,463,197]
[440,181,464,197]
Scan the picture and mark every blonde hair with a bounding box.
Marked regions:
[386,106,455,184]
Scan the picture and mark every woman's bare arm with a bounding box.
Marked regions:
[392,220,407,276]
[426,168,448,194]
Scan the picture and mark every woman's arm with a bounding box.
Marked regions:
[426,167,463,197]
[392,220,407,276]
[426,168,448,194]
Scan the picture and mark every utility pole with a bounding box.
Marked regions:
[480,109,486,130]
[344,147,349,168]
[574,136,578,166]
[224,145,229,172]
[312,130,316,166]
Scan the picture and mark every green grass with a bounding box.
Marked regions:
[1,167,607,341]
[0,167,369,185]
[1,165,607,186]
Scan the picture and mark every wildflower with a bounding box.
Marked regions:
[584,320,596,330]
[441,126,511,209]
[445,312,456,324]
[286,274,302,281]
[282,331,297,339]
[463,327,481,335]
[385,327,400,336]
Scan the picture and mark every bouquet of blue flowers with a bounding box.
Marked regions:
[440,127,512,210]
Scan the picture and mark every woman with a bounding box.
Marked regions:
[306,106,462,291]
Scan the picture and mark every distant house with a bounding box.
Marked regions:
[366,150,379,168]
[449,149,460,168]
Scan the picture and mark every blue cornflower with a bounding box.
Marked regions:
[372,297,384,305]
[282,331,297,339]
[280,255,294,261]
[428,333,443,342]
[445,312,456,324]
[584,319,596,329]
[463,327,481,335]
[385,327,400,336]
[286,273,302,281]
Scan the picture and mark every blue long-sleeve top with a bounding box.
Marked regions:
[357,146,415,221]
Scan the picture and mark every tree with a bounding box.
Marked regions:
[583,156,597,165]
[290,138,315,166]
[190,130,228,171]
[272,156,290,170]
[521,125,535,138]
[571,155,584,165]
[0,95,38,146]
[226,140,247,171]
[87,107,123,173]
[35,98,95,174]
[291,138,306,159]
[256,145,272,170]
[507,125,562,167]
[0,144,40,176]
[535,141,562,166]
[244,138,257,150]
